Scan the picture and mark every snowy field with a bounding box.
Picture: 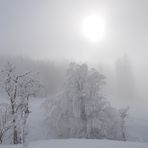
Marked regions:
[1,139,148,148]
[1,95,148,143]
[27,98,148,142]
[1,95,148,147]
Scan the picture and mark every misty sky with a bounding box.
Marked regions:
[0,1,148,93]
[0,0,148,117]
[0,0,148,64]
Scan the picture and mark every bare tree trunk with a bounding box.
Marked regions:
[80,96,87,138]
[121,120,126,141]
[13,125,18,144]
[11,99,19,144]
[0,132,3,143]
[22,98,30,146]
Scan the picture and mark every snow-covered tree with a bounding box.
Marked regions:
[45,63,125,140]
[119,107,129,141]
[0,62,40,145]
[0,103,12,143]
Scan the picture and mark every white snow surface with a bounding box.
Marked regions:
[27,98,49,141]
[27,97,148,142]
[0,139,148,148]
[1,95,148,143]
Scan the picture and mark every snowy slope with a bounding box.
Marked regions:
[1,139,148,148]
[27,98,49,141]
[27,98,148,142]
[127,117,148,142]
[1,96,148,143]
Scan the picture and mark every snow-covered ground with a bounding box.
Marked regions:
[27,97,148,143]
[27,98,49,141]
[1,139,148,148]
[0,95,148,145]
[127,117,148,142]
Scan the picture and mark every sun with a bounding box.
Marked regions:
[82,13,106,42]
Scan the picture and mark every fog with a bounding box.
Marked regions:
[0,0,148,118]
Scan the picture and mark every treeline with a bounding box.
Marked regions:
[44,63,129,140]
[0,57,129,145]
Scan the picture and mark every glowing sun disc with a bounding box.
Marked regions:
[82,13,106,42]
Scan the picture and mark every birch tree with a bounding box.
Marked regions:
[0,62,40,144]
[45,63,125,140]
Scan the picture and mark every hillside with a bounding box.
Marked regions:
[1,139,148,148]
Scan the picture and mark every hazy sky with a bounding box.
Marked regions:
[0,0,148,117]
[0,0,148,64]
